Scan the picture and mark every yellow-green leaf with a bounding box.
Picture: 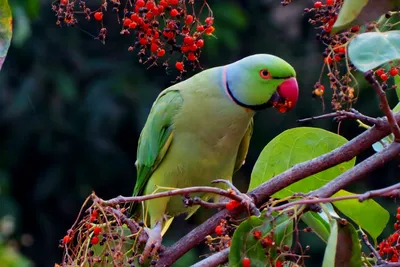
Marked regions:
[332,0,369,34]
[0,0,12,71]
[249,127,356,198]
[332,190,389,239]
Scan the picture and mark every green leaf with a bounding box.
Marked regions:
[331,0,369,34]
[0,0,12,71]
[228,212,293,267]
[348,31,400,73]
[301,203,343,243]
[249,127,356,198]
[332,190,389,239]
[322,219,362,267]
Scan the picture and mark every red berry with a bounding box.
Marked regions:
[253,230,262,239]
[91,236,99,245]
[136,0,145,7]
[189,44,197,52]
[394,223,399,230]
[205,26,215,35]
[396,214,400,220]
[215,225,224,235]
[276,260,283,267]
[324,56,333,65]
[152,6,160,16]
[351,25,360,32]
[93,226,101,236]
[60,0,68,5]
[187,53,197,61]
[334,55,341,62]
[129,22,137,29]
[90,215,96,222]
[94,12,103,21]
[314,1,322,8]
[63,235,71,244]
[376,68,385,76]
[157,49,166,57]
[185,15,194,25]
[170,9,179,17]
[326,0,334,5]
[175,61,184,71]
[146,1,155,9]
[92,210,98,217]
[397,207,400,213]
[159,0,168,7]
[263,236,273,246]
[139,38,148,45]
[242,257,251,267]
[205,17,214,25]
[123,18,132,27]
[390,67,399,76]
[184,36,194,45]
[151,43,159,52]
[181,45,190,53]
[168,0,178,5]
[380,73,389,81]
[197,25,204,32]
[130,13,139,22]
[226,201,235,211]
[146,12,153,19]
[196,39,204,48]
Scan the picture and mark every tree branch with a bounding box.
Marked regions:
[156,113,400,267]
[266,182,400,212]
[364,70,400,141]
[314,142,400,198]
[191,248,230,267]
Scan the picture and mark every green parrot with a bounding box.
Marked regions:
[133,54,299,262]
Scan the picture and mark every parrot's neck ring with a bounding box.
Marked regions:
[223,67,273,111]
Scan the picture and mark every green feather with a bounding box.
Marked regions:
[132,89,183,212]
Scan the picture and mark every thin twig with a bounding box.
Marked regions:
[297,109,382,127]
[362,234,384,265]
[365,70,400,141]
[156,113,400,267]
[189,197,227,209]
[97,186,244,206]
[268,183,400,212]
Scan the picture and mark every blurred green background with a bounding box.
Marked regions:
[0,0,399,266]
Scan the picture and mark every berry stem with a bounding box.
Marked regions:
[365,70,400,142]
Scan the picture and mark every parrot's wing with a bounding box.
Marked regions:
[234,118,254,173]
[133,89,183,198]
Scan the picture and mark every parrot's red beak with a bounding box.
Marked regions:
[270,77,299,113]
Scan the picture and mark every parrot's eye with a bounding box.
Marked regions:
[259,69,271,79]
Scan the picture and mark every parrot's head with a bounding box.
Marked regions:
[224,54,299,113]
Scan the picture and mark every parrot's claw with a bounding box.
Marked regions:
[139,221,163,264]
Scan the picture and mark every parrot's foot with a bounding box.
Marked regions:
[212,179,260,216]
[139,220,163,264]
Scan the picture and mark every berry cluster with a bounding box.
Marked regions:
[376,207,400,262]
[281,1,399,111]
[57,197,151,267]
[52,0,216,78]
